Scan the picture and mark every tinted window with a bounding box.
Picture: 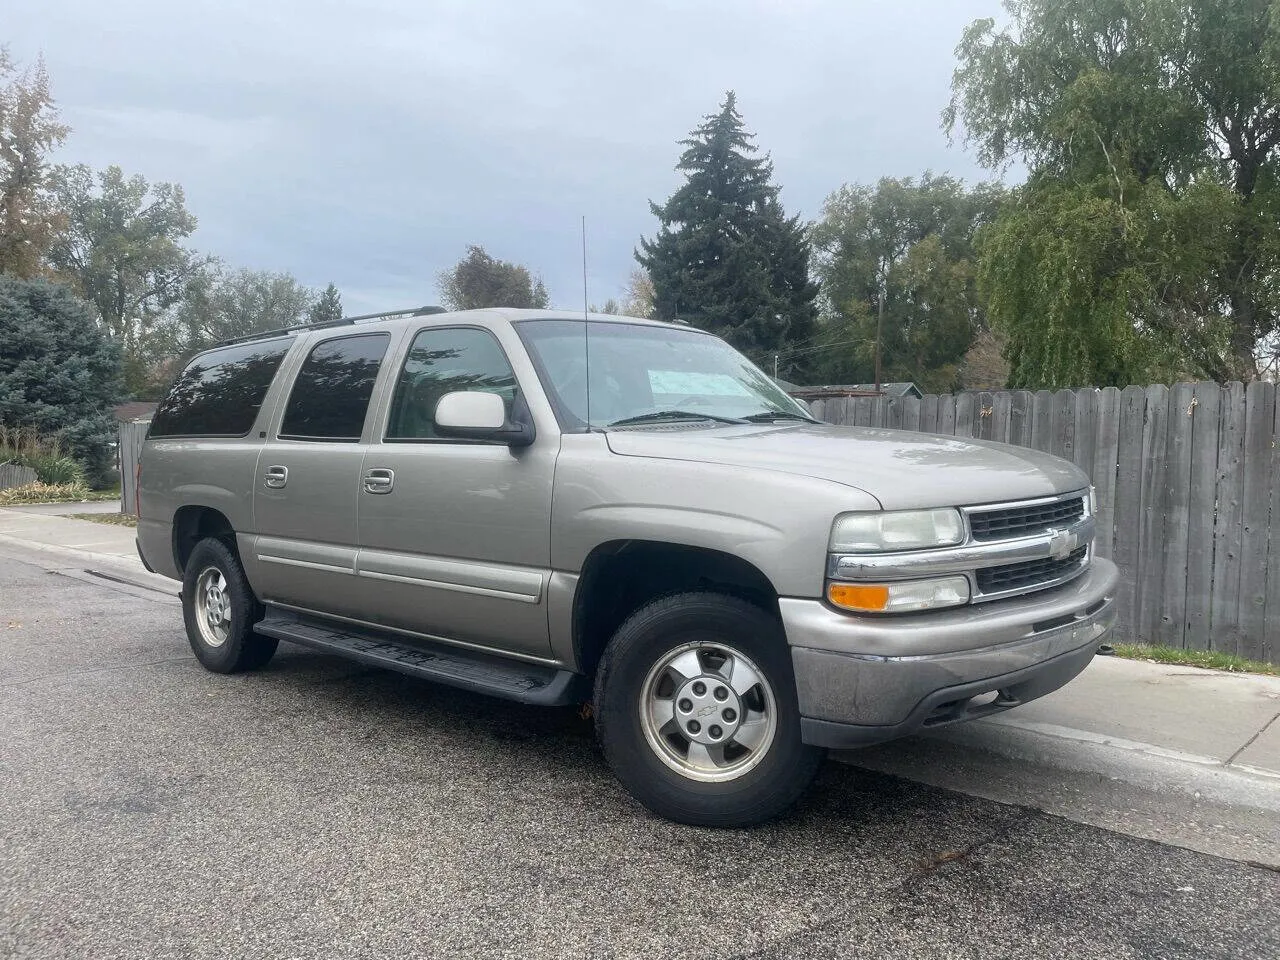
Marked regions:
[280,333,390,441]
[386,327,517,440]
[150,338,293,438]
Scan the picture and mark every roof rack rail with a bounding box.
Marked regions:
[215,305,447,348]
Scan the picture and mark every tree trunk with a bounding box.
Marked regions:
[1225,195,1263,382]
[1227,284,1258,382]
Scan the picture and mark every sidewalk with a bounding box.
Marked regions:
[0,502,138,561]
[2,502,1277,863]
[0,503,175,595]
[997,655,1279,775]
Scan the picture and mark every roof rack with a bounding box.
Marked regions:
[215,305,447,347]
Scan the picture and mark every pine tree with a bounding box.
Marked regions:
[307,282,343,325]
[637,92,817,373]
[0,276,122,486]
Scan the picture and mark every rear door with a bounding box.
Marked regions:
[250,331,396,616]
[355,323,558,657]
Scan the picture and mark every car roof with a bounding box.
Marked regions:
[206,307,701,354]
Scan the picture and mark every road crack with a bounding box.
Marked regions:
[725,805,1042,959]
[0,655,195,690]
[1226,709,1280,766]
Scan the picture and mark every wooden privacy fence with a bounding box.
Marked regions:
[118,420,148,516]
[810,382,1280,666]
[0,463,38,491]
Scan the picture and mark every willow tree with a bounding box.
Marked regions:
[948,0,1280,385]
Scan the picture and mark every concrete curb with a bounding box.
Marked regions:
[836,716,1280,868]
[977,715,1280,784]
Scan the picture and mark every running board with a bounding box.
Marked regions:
[254,613,585,706]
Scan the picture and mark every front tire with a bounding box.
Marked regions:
[594,592,824,827]
[181,537,276,673]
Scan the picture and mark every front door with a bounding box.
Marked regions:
[251,331,393,616]
[355,325,557,658]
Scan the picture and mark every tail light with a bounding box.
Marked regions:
[134,462,142,520]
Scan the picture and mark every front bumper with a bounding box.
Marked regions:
[783,557,1119,749]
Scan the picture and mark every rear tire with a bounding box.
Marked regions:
[181,537,276,673]
[594,592,824,827]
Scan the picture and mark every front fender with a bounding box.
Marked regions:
[550,435,878,598]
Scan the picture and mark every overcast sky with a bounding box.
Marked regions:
[12,0,1007,315]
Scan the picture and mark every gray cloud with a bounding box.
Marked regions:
[12,0,1001,313]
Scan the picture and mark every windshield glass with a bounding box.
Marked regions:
[517,319,811,429]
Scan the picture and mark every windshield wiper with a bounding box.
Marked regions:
[606,410,748,427]
[740,411,818,423]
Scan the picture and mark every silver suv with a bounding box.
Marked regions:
[138,307,1118,826]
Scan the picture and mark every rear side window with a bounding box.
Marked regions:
[279,333,391,441]
[150,338,294,438]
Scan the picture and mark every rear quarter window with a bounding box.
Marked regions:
[149,338,294,438]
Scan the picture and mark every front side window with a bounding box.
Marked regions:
[279,333,390,441]
[386,327,517,440]
[150,338,294,438]
[516,320,809,429]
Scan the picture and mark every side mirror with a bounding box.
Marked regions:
[434,391,534,447]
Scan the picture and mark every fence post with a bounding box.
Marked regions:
[1238,382,1276,662]
[1157,383,1196,649]
[1135,384,1170,644]
[1210,383,1247,655]
[118,420,148,516]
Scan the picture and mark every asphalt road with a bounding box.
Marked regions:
[2,550,1278,960]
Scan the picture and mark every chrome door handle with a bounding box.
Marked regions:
[363,468,395,494]
[264,465,288,488]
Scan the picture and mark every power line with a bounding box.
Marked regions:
[742,335,874,368]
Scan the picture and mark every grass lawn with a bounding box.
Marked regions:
[66,512,137,527]
[1111,643,1278,677]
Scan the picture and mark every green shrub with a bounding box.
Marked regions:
[30,455,86,485]
[0,426,88,486]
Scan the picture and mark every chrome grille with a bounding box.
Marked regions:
[828,489,1096,608]
[968,496,1085,542]
[976,546,1088,595]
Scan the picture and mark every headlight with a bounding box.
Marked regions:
[1087,485,1097,516]
[830,508,965,553]
[827,576,970,613]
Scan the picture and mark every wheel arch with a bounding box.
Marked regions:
[571,539,781,677]
[172,504,238,574]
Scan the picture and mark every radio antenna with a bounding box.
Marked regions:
[581,215,592,431]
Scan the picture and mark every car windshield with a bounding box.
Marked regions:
[517,319,812,430]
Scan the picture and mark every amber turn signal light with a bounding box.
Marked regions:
[827,582,890,612]
[827,576,970,613]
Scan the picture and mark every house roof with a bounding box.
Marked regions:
[113,401,158,422]
[846,382,923,398]
[779,381,923,401]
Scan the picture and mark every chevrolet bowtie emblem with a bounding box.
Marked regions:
[1048,528,1078,560]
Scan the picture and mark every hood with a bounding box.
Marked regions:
[604,422,1088,510]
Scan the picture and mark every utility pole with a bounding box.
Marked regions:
[874,282,885,394]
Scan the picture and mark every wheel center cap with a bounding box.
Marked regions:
[673,676,743,745]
